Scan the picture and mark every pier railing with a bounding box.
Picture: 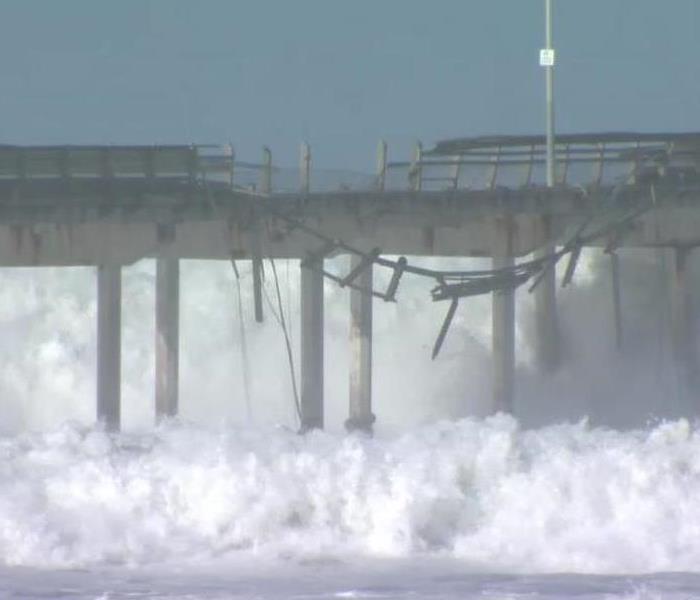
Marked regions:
[0,132,698,194]
[225,132,700,193]
[395,132,700,192]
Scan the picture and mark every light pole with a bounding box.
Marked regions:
[534,0,561,372]
[544,0,555,187]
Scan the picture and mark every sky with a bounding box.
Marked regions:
[0,0,698,169]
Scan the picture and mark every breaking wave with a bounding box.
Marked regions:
[1,416,699,573]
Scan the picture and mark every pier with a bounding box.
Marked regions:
[0,132,699,431]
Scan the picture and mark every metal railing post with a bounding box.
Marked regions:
[410,141,423,191]
[300,142,311,193]
[376,140,387,192]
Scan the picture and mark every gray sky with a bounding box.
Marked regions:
[1,1,698,168]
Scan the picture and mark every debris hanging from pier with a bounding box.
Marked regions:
[267,196,652,359]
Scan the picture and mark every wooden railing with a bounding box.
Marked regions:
[0,132,698,194]
[0,144,234,185]
[405,132,700,191]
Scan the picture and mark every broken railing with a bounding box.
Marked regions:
[211,132,700,194]
[1,132,697,193]
[390,132,700,191]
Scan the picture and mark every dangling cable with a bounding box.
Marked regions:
[286,259,294,348]
[231,260,253,422]
[202,175,254,420]
[267,256,302,423]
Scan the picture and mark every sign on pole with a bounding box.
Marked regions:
[539,48,555,67]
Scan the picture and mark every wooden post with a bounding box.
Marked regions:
[97,265,121,431]
[628,141,642,184]
[670,247,698,390]
[300,259,324,431]
[155,257,179,420]
[376,140,387,192]
[592,143,605,188]
[347,256,374,433]
[224,143,235,188]
[533,216,561,372]
[557,143,570,185]
[260,146,272,194]
[487,146,502,190]
[300,142,311,193]
[410,141,422,191]
[492,219,515,414]
[449,154,462,190]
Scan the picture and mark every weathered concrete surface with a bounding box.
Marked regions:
[0,184,695,266]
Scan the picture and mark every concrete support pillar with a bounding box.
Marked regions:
[670,247,698,389]
[97,265,121,431]
[492,221,515,414]
[300,259,324,431]
[610,252,623,351]
[533,217,561,372]
[251,147,271,323]
[155,258,179,420]
[347,257,374,433]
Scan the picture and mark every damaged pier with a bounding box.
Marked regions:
[0,132,699,430]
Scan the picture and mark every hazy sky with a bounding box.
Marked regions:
[1,1,698,168]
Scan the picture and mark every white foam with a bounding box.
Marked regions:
[1,417,700,573]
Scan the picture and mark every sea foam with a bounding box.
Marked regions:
[0,416,699,573]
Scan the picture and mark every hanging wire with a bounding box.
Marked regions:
[286,259,294,348]
[201,174,254,419]
[202,168,303,424]
[265,257,301,425]
[271,201,653,300]
[263,191,654,358]
[232,260,253,421]
[206,166,656,363]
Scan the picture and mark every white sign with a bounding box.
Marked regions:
[539,48,556,67]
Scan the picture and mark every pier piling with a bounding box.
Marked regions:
[670,247,698,390]
[155,257,179,420]
[492,220,515,414]
[610,252,623,351]
[533,217,561,372]
[347,257,374,433]
[299,143,324,431]
[97,265,122,431]
[300,260,324,431]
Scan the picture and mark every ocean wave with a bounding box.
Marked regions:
[0,416,699,573]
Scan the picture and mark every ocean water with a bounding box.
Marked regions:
[0,253,696,598]
[2,417,700,599]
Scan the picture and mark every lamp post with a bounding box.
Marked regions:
[534,0,561,372]
[544,0,555,187]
